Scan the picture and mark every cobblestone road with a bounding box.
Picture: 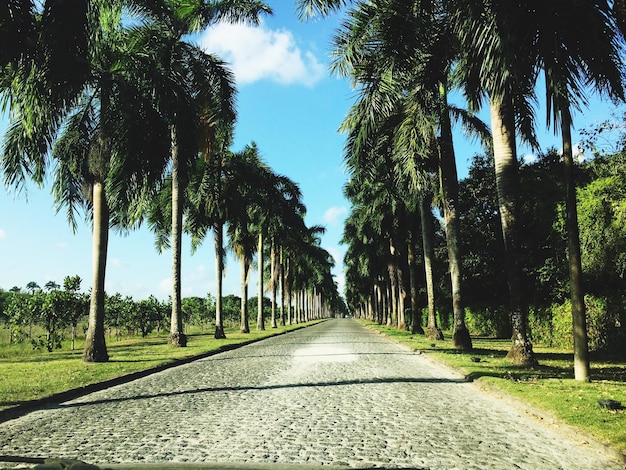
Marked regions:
[0,319,623,469]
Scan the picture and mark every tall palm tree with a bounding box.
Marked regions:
[455,0,624,371]
[257,172,307,328]
[451,0,540,365]
[534,0,624,380]
[332,0,492,348]
[226,143,272,333]
[137,0,270,346]
[2,1,170,362]
[186,143,234,339]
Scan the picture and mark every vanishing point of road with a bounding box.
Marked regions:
[0,319,623,469]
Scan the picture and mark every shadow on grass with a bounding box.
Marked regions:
[425,344,625,383]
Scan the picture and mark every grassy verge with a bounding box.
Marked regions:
[0,322,317,411]
[360,320,626,456]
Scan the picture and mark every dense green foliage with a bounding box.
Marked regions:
[0,280,280,349]
[456,145,626,353]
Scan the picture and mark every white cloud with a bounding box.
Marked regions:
[110,258,125,269]
[199,22,326,86]
[335,272,346,297]
[0,228,6,240]
[159,278,172,296]
[327,246,342,266]
[522,153,537,165]
[323,206,348,225]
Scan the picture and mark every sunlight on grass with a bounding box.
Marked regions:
[360,320,626,455]
[0,323,316,411]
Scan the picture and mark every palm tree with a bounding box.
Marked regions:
[533,0,624,380]
[451,0,540,365]
[226,143,272,333]
[2,1,170,362]
[257,172,307,328]
[136,0,270,346]
[186,142,233,339]
[332,0,493,348]
[454,0,624,371]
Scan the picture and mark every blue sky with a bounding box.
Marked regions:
[0,3,623,301]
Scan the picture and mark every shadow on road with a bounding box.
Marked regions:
[55,376,468,410]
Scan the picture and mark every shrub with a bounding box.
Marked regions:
[464,307,511,338]
[529,295,625,353]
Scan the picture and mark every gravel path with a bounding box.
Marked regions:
[0,319,623,469]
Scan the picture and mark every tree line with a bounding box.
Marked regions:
[297,0,626,381]
[0,276,338,351]
[0,0,341,363]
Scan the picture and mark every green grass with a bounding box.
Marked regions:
[360,320,626,456]
[0,322,317,411]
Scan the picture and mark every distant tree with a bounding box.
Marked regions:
[44,281,60,291]
[36,289,65,352]
[26,282,40,295]
[62,275,87,350]
[105,294,135,340]
[182,295,214,330]
[4,292,31,344]
[131,296,167,337]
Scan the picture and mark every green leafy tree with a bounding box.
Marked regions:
[62,275,88,350]
[2,1,171,362]
[105,293,135,340]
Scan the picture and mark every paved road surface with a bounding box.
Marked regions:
[0,319,623,469]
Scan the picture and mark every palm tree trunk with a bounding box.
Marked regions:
[214,221,226,339]
[397,262,406,330]
[285,257,293,324]
[83,180,110,362]
[562,111,590,381]
[169,126,187,347]
[257,232,265,330]
[240,257,250,333]
[420,193,443,340]
[439,82,471,350]
[270,240,278,328]
[388,238,399,328]
[407,234,424,334]
[279,247,286,326]
[489,95,537,366]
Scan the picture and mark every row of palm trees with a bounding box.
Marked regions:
[1,0,340,362]
[298,0,626,381]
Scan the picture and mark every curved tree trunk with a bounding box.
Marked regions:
[257,232,265,330]
[214,221,226,339]
[169,126,187,347]
[439,83,471,350]
[83,180,110,362]
[420,193,444,340]
[562,111,590,381]
[490,95,537,366]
